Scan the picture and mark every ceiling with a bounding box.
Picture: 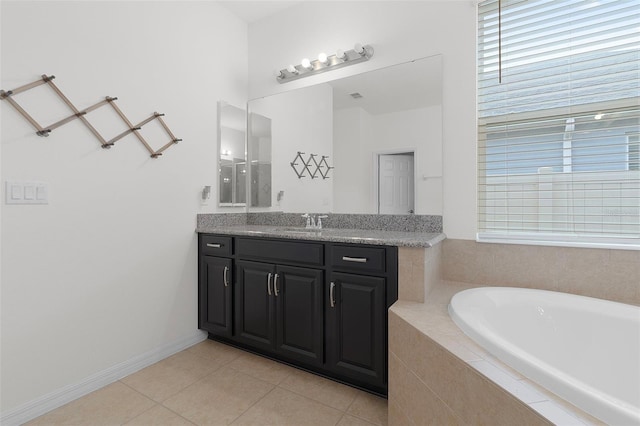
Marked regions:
[218,1,302,23]
[330,57,442,115]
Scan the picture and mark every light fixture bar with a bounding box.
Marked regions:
[276,44,374,84]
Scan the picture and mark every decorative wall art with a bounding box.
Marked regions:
[0,74,181,158]
[290,151,333,179]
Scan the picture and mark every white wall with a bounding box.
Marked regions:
[334,105,443,215]
[0,0,247,413]
[249,1,477,238]
[333,107,372,213]
[249,84,333,213]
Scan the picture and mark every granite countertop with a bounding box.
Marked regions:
[195,224,445,248]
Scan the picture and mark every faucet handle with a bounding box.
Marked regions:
[301,213,311,228]
[317,215,328,229]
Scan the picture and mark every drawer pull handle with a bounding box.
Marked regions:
[342,256,368,263]
[223,266,229,287]
[273,274,280,297]
[206,243,222,248]
[267,273,273,296]
[330,282,336,308]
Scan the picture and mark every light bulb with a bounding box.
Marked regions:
[336,49,346,60]
[287,64,298,74]
[594,112,604,120]
[301,58,312,69]
[354,43,365,55]
[274,69,284,79]
[318,52,328,63]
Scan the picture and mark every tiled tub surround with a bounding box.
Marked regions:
[442,239,640,306]
[388,238,639,425]
[397,245,442,303]
[388,282,605,426]
[197,212,443,233]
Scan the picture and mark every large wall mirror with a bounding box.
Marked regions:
[244,54,443,215]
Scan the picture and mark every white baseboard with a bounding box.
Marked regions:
[1,330,207,426]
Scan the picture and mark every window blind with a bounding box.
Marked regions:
[477,0,640,248]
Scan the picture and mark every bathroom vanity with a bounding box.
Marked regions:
[196,211,444,396]
[198,231,398,395]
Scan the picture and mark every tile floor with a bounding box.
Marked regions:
[26,340,388,426]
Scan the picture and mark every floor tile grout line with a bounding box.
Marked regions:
[117,399,159,426]
[228,382,280,425]
[225,360,296,386]
[335,412,348,426]
[344,408,387,426]
[274,381,357,415]
[343,398,388,426]
[116,379,158,404]
[119,358,227,406]
[157,403,200,426]
[157,364,232,410]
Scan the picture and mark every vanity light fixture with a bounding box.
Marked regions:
[275,43,374,83]
[301,58,312,69]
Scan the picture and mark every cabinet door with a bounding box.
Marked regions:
[327,272,386,390]
[235,260,276,350]
[199,256,233,337]
[274,265,324,366]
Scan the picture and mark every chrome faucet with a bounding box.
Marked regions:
[301,213,328,229]
[301,213,314,229]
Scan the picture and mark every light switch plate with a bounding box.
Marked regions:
[5,181,48,204]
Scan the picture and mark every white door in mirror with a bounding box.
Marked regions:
[378,155,414,214]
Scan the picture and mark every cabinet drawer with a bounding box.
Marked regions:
[201,235,233,257]
[330,245,386,274]
[236,238,324,267]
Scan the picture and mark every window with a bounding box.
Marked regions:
[478,0,640,248]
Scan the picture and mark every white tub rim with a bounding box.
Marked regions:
[448,286,640,426]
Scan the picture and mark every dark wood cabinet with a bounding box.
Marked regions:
[198,237,233,338]
[235,260,275,350]
[198,233,397,396]
[235,261,324,366]
[275,265,324,366]
[326,272,386,392]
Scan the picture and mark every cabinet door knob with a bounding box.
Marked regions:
[330,282,336,308]
[273,274,280,297]
[267,273,273,296]
[223,266,229,287]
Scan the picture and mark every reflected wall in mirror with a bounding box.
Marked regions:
[218,101,247,206]
[247,55,443,215]
[248,112,272,207]
[249,84,333,212]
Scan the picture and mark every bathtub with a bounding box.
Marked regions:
[448,287,640,426]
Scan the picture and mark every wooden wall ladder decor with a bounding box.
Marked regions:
[0,74,182,158]
[290,151,333,179]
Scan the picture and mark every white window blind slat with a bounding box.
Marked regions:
[477,0,640,248]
